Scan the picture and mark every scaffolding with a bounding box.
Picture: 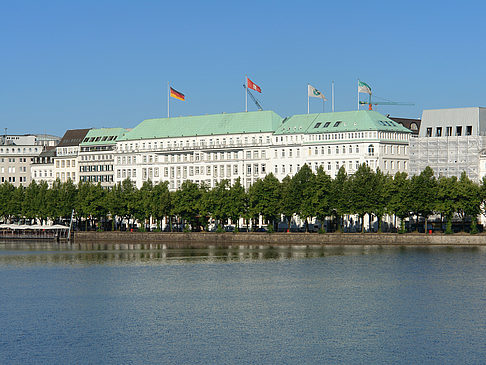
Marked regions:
[410,136,484,182]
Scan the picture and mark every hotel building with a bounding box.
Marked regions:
[114,110,411,190]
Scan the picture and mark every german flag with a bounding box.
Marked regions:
[170,87,185,101]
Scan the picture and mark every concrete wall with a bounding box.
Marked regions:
[75,231,486,247]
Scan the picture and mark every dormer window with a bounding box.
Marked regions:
[323,122,330,128]
[314,122,321,128]
[333,121,341,127]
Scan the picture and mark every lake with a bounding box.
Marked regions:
[1,243,486,364]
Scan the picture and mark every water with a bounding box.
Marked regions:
[1,243,486,364]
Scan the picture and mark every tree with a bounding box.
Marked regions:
[204,180,232,230]
[330,166,349,232]
[289,164,315,232]
[388,172,411,232]
[347,164,375,232]
[457,172,482,233]
[248,174,282,231]
[228,178,247,230]
[312,166,332,232]
[279,176,296,231]
[172,180,206,231]
[151,181,172,230]
[437,176,459,233]
[370,169,390,232]
[409,166,438,232]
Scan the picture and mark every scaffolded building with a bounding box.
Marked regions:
[409,107,486,182]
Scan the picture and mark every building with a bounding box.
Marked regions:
[409,107,486,181]
[0,134,60,187]
[388,116,421,137]
[272,111,411,179]
[53,129,90,183]
[115,111,282,189]
[114,110,411,190]
[31,146,57,187]
[79,128,126,187]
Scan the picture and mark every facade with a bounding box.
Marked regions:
[272,111,411,179]
[53,129,90,184]
[114,110,411,190]
[114,111,282,189]
[31,147,56,187]
[409,107,486,181]
[79,128,126,187]
[0,134,59,187]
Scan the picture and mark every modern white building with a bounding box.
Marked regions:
[409,107,486,181]
[114,110,411,190]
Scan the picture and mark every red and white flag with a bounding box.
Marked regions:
[247,77,261,93]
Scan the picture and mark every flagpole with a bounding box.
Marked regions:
[357,79,359,111]
[332,81,335,112]
[307,84,309,114]
[167,82,170,118]
[245,75,248,112]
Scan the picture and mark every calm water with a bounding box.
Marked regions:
[1,243,486,364]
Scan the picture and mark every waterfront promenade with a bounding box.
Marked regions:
[72,231,486,247]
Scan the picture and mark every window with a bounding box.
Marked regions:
[314,122,322,128]
[426,128,432,137]
[323,122,330,128]
[436,127,442,137]
[368,144,374,156]
[333,121,341,127]
[466,126,472,136]
[456,126,462,136]
[446,127,452,136]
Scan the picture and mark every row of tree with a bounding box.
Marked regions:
[0,164,484,233]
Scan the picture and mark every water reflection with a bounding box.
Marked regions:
[0,241,484,266]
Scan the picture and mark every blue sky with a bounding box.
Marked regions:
[0,0,485,136]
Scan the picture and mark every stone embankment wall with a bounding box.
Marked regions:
[74,232,486,247]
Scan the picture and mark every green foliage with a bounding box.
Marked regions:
[2,166,486,235]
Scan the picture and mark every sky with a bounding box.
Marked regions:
[1,0,485,136]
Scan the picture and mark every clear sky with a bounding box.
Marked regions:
[1,0,485,136]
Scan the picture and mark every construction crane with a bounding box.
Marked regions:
[243,84,263,111]
[359,96,414,110]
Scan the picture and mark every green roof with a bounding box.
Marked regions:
[119,110,283,141]
[274,110,412,135]
[80,128,127,146]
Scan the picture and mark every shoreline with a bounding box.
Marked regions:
[66,231,486,248]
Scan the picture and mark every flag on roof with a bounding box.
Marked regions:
[170,87,185,101]
[358,80,372,95]
[247,77,261,93]
[308,84,327,100]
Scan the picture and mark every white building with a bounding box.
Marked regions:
[79,128,126,188]
[409,107,486,181]
[53,129,90,184]
[31,147,56,187]
[0,134,60,187]
[271,111,411,179]
[114,110,411,190]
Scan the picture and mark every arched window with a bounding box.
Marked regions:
[368,144,374,156]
